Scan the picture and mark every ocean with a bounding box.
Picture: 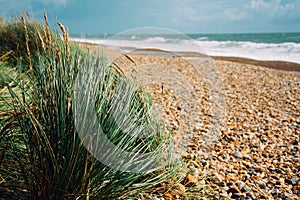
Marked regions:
[71,30,300,63]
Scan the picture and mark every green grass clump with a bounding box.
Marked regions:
[0,13,179,199]
[0,16,45,68]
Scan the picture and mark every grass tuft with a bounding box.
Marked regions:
[0,13,180,199]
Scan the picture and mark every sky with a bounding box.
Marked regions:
[0,0,300,34]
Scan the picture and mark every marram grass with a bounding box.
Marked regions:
[0,13,181,199]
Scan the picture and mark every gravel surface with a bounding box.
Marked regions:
[107,48,300,199]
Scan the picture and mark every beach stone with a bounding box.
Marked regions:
[234,151,243,159]
[259,181,267,189]
[286,176,298,186]
[200,159,207,166]
[182,174,198,187]
[164,193,173,199]
[271,189,280,196]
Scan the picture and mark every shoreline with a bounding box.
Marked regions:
[74,41,300,72]
[213,56,300,72]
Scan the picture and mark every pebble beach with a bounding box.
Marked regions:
[104,47,300,199]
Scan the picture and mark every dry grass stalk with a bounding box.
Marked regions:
[86,179,91,200]
[109,53,137,76]
[110,62,125,75]
[55,44,60,64]
[44,10,51,53]
[36,29,45,53]
[0,51,13,61]
[65,27,70,63]
[57,22,66,34]
[57,22,70,63]
[20,16,33,78]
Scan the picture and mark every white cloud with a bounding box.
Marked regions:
[171,0,300,32]
[178,7,212,21]
[37,0,68,6]
[224,8,248,21]
[246,0,299,17]
[247,0,284,15]
[177,1,248,22]
[248,0,269,10]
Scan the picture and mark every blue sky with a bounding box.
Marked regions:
[0,0,300,34]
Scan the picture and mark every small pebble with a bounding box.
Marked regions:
[234,151,243,159]
[271,189,280,196]
[259,182,267,189]
[200,159,206,166]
